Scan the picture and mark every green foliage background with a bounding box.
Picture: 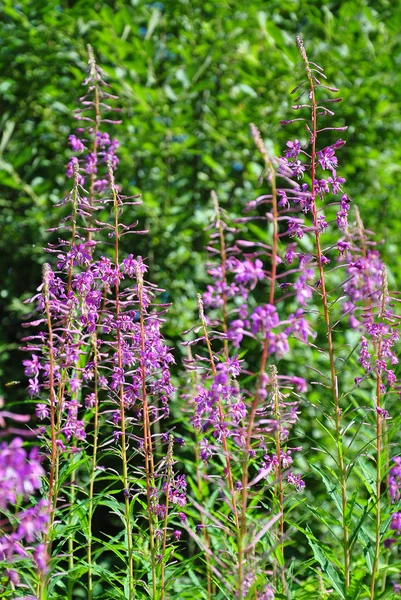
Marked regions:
[1,0,401,398]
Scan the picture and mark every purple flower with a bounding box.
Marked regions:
[229,258,264,289]
[168,474,187,507]
[288,219,304,239]
[66,156,79,178]
[287,471,305,491]
[284,243,297,264]
[291,160,306,179]
[69,134,85,153]
[389,458,401,503]
[122,254,148,278]
[287,376,307,393]
[33,542,49,573]
[0,438,44,508]
[96,131,111,147]
[328,174,346,194]
[358,337,371,372]
[260,585,275,599]
[337,240,350,255]
[16,500,49,543]
[314,178,330,198]
[199,438,212,462]
[85,152,97,174]
[28,377,40,398]
[285,139,301,159]
[250,304,279,335]
[93,178,109,193]
[390,512,401,534]
[316,214,328,233]
[227,320,247,348]
[278,190,290,209]
[287,309,314,343]
[317,146,338,171]
[36,404,49,420]
[229,401,247,424]
[23,354,41,377]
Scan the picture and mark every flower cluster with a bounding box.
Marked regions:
[0,438,48,590]
[18,48,183,598]
[66,47,121,195]
[193,355,244,452]
[5,35,401,600]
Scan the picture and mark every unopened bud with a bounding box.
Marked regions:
[296,36,310,75]
[197,293,205,323]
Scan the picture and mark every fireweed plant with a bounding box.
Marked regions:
[183,38,401,600]
[1,39,401,600]
[1,48,186,600]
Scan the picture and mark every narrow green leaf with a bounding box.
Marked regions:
[305,530,345,599]
[358,527,374,574]
[310,463,343,515]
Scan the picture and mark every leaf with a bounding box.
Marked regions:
[304,504,341,542]
[348,571,369,600]
[358,527,374,575]
[345,487,359,527]
[305,527,345,599]
[355,459,376,496]
[309,463,343,514]
[349,498,372,551]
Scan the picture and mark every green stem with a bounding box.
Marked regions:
[67,462,77,600]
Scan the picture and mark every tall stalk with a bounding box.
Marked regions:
[160,435,174,600]
[84,64,102,595]
[137,267,157,597]
[238,126,279,599]
[296,36,350,591]
[87,44,101,239]
[211,190,229,361]
[270,365,285,591]
[37,264,58,600]
[87,336,99,600]
[64,163,82,600]
[109,163,134,597]
[197,294,239,531]
[187,346,213,600]
[370,267,387,599]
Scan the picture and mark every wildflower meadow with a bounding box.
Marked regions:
[2,3,401,599]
